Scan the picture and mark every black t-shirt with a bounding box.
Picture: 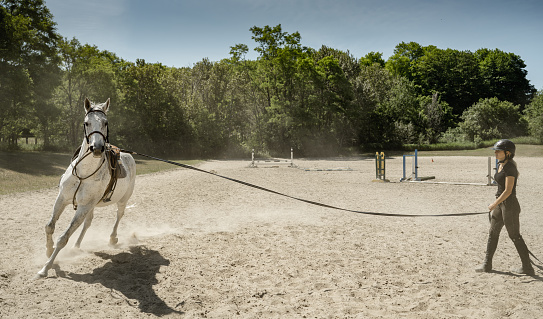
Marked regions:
[494,161,518,197]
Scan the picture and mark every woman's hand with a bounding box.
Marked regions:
[488,203,497,212]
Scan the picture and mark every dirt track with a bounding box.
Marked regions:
[1,155,542,318]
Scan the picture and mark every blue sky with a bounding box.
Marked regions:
[45,0,543,90]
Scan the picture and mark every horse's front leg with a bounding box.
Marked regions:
[74,208,94,248]
[45,196,68,258]
[109,201,127,246]
[37,205,91,278]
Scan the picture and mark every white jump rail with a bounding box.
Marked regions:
[250,148,295,168]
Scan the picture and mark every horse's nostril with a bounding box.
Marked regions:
[90,145,94,152]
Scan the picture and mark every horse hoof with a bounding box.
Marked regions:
[34,273,46,280]
[36,269,48,278]
[109,238,118,246]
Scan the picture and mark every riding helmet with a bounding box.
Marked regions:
[492,139,516,155]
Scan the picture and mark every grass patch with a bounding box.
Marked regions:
[0,150,200,195]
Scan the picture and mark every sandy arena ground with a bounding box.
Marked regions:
[1,155,542,318]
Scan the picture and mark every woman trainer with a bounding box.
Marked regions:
[475,139,534,275]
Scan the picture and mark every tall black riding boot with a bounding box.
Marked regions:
[512,236,535,275]
[475,232,499,273]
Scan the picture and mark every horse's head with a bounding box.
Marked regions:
[84,98,110,158]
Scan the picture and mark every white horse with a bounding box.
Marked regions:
[37,98,136,278]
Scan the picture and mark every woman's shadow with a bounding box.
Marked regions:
[57,245,183,316]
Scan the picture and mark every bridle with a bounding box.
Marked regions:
[70,107,111,209]
[84,108,109,145]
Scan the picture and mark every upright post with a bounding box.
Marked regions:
[251,149,255,167]
[414,149,418,181]
[375,152,379,179]
[401,149,420,181]
[373,152,389,182]
[290,147,294,167]
[402,154,407,181]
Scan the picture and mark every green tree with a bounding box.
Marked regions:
[475,48,535,107]
[189,58,250,157]
[229,43,249,63]
[523,90,543,142]
[413,48,480,116]
[249,25,358,155]
[227,46,268,152]
[459,97,527,141]
[0,0,60,147]
[292,54,354,154]
[54,38,120,148]
[416,93,454,144]
[119,59,192,155]
[360,51,385,68]
[249,24,307,154]
[315,45,360,80]
[385,41,426,80]
[351,64,420,146]
[386,43,534,120]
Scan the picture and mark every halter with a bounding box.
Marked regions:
[84,108,109,144]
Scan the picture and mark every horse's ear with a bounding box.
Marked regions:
[103,98,110,114]
[84,98,92,113]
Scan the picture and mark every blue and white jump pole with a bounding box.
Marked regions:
[401,149,419,181]
[401,149,435,182]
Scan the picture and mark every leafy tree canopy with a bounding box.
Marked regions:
[386,41,535,118]
[459,97,527,142]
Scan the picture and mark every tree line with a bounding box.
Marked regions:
[1,0,542,157]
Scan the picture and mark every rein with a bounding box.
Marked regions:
[70,144,121,210]
[71,148,107,210]
[119,149,487,218]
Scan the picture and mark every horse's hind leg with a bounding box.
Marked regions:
[109,201,126,246]
[74,208,94,249]
[38,206,90,278]
[45,196,68,257]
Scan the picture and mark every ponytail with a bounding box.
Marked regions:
[507,152,520,178]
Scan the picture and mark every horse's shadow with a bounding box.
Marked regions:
[57,245,183,316]
[489,269,543,282]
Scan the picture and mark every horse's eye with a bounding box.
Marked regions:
[84,122,89,126]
